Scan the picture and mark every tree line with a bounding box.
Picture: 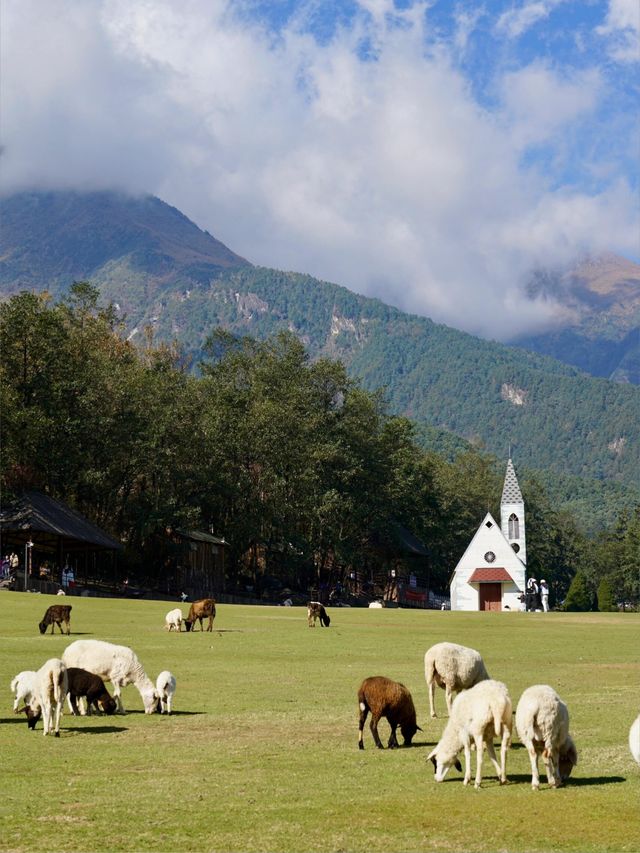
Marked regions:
[1,284,637,608]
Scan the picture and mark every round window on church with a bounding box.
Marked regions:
[512,543,520,553]
[484,551,496,563]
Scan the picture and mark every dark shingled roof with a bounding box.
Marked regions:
[501,458,524,505]
[0,491,122,549]
[175,529,226,546]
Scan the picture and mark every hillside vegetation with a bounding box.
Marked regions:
[2,285,639,607]
[1,191,639,524]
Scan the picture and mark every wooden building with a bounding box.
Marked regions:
[172,529,226,598]
[0,490,122,592]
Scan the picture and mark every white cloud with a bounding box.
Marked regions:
[596,0,640,63]
[0,0,637,341]
[499,62,602,148]
[495,0,566,39]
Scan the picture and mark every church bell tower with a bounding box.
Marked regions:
[500,458,526,565]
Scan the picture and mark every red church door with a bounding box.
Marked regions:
[479,583,502,611]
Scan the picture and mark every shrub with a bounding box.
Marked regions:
[563,571,593,611]
[596,576,616,612]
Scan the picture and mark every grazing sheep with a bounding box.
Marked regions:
[515,685,577,790]
[307,601,331,627]
[27,658,68,737]
[164,608,183,633]
[424,642,490,718]
[156,671,176,714]
[10,670,37,712]
[184,598,216,632]
[358,676,421,750]
[65,667,117,716]
[630,714,640,766]
[62,639,158,714]
[427,679,512,788]
[38,604,72,635]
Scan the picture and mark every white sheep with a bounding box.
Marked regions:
[427,679,512,788]
[28,658,68,737]
[424,642,490,718]
[515,684,578,790]
[62,639,157,714]
[630,714,640,766]
[164,608,183,633]
[10,670,37,712]
[156,671,176,714]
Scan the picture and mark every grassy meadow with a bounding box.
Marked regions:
[1,592,638,853]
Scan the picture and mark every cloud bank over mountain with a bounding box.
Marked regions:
[1,0,637,340]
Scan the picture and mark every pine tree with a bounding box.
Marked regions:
[563,571,593,611]
[596,576,616,612]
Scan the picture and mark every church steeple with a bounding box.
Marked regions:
[500,458,526,565]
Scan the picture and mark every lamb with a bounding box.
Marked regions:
[307,601,331,627]
[155,670,176,714]
[427,679,512,788]
[65,667,117,716]
[62,639,158,714]
[164,608,183,633]
[38,604,72,635]
[184,598,216,632]
[26,658,68,736]
[424,642,490,718]
[358,675,421,750]
[515,685,578,789]
[630,714,640,766]
[10,670,37,712]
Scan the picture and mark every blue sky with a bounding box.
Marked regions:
[1,0,638,339]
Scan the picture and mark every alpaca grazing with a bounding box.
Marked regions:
[307,601,330,627]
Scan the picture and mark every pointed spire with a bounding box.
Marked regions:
[501,458,523,504]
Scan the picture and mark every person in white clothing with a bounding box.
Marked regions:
[540,579,550,612]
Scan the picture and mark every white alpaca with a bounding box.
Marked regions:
[164,608,183,632]
[10,670,37,712]
[630,714,640,766]
[156,671,176,714]
[62,640,157,714]
[28,659,68,737]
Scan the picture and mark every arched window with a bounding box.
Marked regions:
[508,513,519,539]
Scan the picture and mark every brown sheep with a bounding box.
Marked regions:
[184,598,216,632]
[38,604,72,635]
[358,676,421,750]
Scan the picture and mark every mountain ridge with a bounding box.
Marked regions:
[1,189,638,518]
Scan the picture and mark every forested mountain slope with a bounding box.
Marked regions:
[1,191,638,511]
[0,190,249,307]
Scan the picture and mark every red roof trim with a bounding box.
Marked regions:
[468,567,514,583]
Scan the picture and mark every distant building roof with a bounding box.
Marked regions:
[501,458,523,505]
[468,567,514,583]
[175,529,226,546]
[392,523,429,557]
[0,491,122,549]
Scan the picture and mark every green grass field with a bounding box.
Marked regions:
[1,593,638,853]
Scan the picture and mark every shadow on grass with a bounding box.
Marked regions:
[156,710,206,716]
[184,629,243,634]
[505,773,627,786]
[66,725,129,735]
[121,709,205,716]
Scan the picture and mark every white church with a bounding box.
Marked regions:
[450,459,527,611]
